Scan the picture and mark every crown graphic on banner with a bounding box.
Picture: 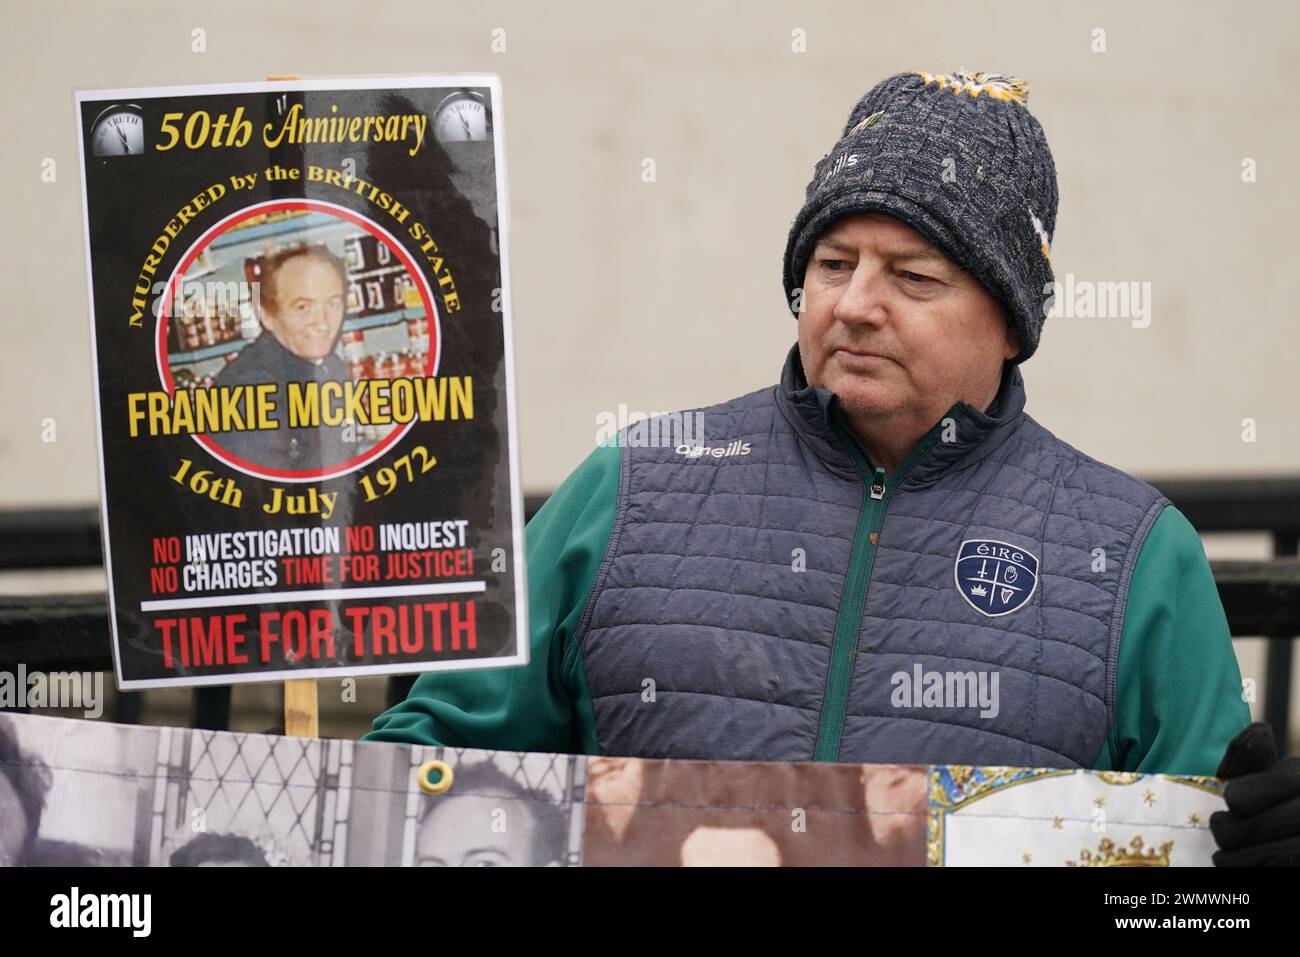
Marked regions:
[1064,835,1174,868]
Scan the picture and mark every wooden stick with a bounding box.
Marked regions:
[264,73,320,742]
[284,678,319,738]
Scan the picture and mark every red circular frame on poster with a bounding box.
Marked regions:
[154,199,441,482]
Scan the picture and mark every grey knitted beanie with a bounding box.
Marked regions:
[782,69,1058,363]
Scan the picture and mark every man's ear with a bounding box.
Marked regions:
[1003,316,1021,360]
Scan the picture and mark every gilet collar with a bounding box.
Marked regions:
[775,341,1027,487]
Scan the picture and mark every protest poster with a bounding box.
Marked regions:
[0,713,1226,867]
[0,712,586,867]
[75,76,525,688]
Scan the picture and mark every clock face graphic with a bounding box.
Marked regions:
[432,91,492,143]
[91,104,145,156]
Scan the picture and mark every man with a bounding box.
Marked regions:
[414,760,571,866]
[0,717,49,867]
[0,717,119,866]
[210,243,354,472]
[168,832,270,867]
[367,70,1299,865]
[582,756,924,866]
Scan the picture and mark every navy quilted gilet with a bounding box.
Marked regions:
[575,344,1168,768]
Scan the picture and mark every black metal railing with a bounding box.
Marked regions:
[1144,476,1300,755]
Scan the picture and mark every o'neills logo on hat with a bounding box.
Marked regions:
[676,440,752,459]
[820,151,859,186]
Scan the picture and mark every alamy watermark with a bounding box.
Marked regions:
[152,278,261,323]
[595,404,705,448]
[0,666,103,719]
[1043,273,1152,328]
[50,887,151,937]
[890,664,1000,719]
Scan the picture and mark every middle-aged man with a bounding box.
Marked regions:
[210,243,354,472]
[368,70,1300,865]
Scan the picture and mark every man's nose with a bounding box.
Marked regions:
[832,262,890,327]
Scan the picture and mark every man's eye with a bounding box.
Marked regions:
[900,271,934,284]
[820,259,850,271]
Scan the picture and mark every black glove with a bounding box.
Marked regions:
[1210,722,1300,866]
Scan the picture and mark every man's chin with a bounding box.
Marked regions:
[828,380,904,418]
[296,345,336,362]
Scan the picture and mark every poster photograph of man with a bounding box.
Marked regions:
[164,204,437,477]
[206,240,356,474]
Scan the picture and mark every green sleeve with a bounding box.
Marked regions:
[361,441,619,754]
[1092,504,1251,776]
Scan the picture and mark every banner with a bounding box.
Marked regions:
[75,77,525,688]
[0,713,1226,867]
